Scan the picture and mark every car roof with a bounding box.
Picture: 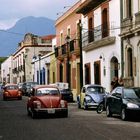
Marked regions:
[33,85,59,90]
[5,83,17,86]
[83,84,104,88]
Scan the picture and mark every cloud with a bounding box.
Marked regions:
[0,0,79,29]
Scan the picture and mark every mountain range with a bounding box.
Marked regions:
[0,16,56,57]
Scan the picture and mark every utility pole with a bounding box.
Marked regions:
[78,20,83,90]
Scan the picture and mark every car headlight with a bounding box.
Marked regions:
[85,96,92,103]
[60,100,65,108]
[127,103,139,108]
[33,101,41,109]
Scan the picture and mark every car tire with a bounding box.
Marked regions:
[3,96,6,101]
[106,105,112,117]
[83,100,88,110]
[27,107,31,116]
[121,108,127,121]
[63,110,68,118]
[31,109,37,119]
[97,103,104,114]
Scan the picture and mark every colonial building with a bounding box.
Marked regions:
[1,55,13,84]
[77,0,122,92]
[32,35,56,85]
[55,1,82,100]
[12,33,54,84]
[120,0,140,87]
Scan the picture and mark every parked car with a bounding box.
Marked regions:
[106,86,140,120]
[3,84,22,100]
[77,84,106,110]
[17,82,23,90]
[50,82,73,102]
[27,85,68,118]
[21,82,38,96]
[59,88,73,102]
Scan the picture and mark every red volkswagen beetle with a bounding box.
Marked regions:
[3,84,22,100]
[27,85,68,118]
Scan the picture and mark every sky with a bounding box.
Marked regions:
[0,0,79,30]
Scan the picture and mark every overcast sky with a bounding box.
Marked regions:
[0,0,79,29]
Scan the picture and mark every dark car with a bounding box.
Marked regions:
[27,85,68,118]
[21,82,38,96]
[106,86,140,120]
[59,88,73,102]
[77,84,106,110]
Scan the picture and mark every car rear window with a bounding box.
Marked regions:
[87,87,105,93]
[37,87,59,96]
[6,85,18,90]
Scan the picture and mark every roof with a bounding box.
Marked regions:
[76,0,107,15]
[41,35,56,40]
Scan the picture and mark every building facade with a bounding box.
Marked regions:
[77,0,122,92]
[1,55,13,84]
[12,33,53,84]
[55,1,82,100]
[120,0,140,87]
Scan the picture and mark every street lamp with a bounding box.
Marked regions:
[38,54,42,85]
[65,35,71,88]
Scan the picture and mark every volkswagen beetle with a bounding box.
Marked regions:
[77,84,106,110]
[27,85,68,118]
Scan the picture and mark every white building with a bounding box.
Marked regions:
[77,0,121,92]
[12,33,54,84]
[32,36,56,85]
[1,55,13,84]
[120,0,140,87]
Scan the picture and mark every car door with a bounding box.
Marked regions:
[80,87,86,106]
[112,88,122,114]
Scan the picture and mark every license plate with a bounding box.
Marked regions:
[47,109,55,114]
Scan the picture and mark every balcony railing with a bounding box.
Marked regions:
[55,39,80,59]
[82,23,109,47]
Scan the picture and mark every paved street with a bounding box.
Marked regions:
[0,95,140,140]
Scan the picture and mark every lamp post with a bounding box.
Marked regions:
[78,20,83,90]
[65,35,71,89]
[38,54,41,85]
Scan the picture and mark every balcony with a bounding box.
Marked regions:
[120,17,133,37]
[82,24,115,51]
[55,40,80,60]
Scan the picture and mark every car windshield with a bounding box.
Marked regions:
[6,85,18,90]
[87,86,105,94]
[132,88,140,98]
[123,88,140,99]
[36,88,59,96]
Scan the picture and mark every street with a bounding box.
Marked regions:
[0,95,140,140]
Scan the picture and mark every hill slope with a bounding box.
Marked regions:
[0,16,55,56]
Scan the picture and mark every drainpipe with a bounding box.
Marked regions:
[120,0,124,77]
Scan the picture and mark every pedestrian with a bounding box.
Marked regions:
[118,77,124,86]
[111,76,119,91]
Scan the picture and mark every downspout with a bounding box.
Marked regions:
[120,0,124,77]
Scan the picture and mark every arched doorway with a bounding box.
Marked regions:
[110,56,119,82]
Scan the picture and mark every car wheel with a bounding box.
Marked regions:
[63,110,68,118]
[106,105,112,117]
[83,100,88,110]
[18,97,22,100]
[31,109,37,119]
[121,108,127,121]
[96,103,104,114]
[3,96,6,101]
[27,107,31,116]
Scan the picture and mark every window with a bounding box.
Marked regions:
[123,0,132,19]
[60,33,63,46]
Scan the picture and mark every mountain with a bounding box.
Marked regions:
[0,16,56,57]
